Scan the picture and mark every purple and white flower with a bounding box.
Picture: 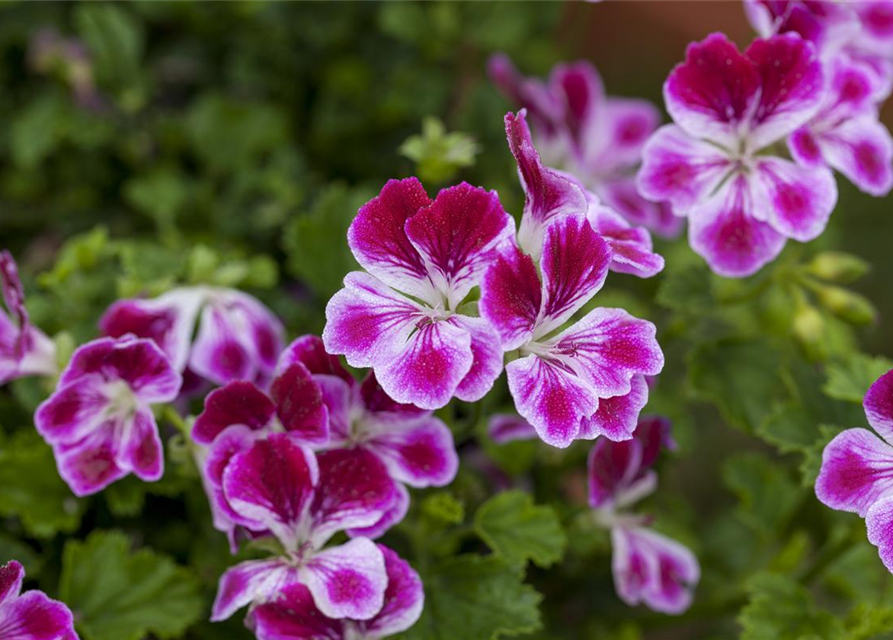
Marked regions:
[100,286,284,392]
[0,560,78,640]
[0,251,56,386]
[323,178,512,410]
[35,335,181,496]
[638,33,835,277]
[209,433,401,622]
[490,55,681,238]
[587,416,700,615]
[816,368,893,572]
[247,544,423,640]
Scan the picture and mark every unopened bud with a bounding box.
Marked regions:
[793,302,826,351]
[806,252,870,284]
[814,285,877,325]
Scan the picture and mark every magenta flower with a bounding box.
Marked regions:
[638,33,835,277]
[587,417,700,615]
[789,56,893,196]
[488,413,538,444]
[815,368,893,572]
[490,55,681,238]
[323,179,512,410]
[247,545,423,640]
[0,561,78,640]
[480,210,663,448]
[209,433,401,622]
[0,251,56,386]
[35,336,181,496]
[505,111,664,278]
[100,286,284,391]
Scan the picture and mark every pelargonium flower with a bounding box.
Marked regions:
[35,335,181,496]
[638,33,836,277]
[587,416,700,615]
[323,178,512,410]
[789,56,893,197]
[505,111,664,278]
[480,212,663,448]
[815,368,893,572]
[209,433,401,622]
[490,55,681,238]
[99,285,284,391]
[247,545,423,640]
[0,251,56,386]
[0,560,78,640]
[488,413,538,444]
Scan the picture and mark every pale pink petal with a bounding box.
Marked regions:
[598,176,685,239]
[366,416,459,488]
[815,428,893,517]
[549,61,605,159]
[188,303,255,386]
[300,538,388,621]
[820,115,893,197]
[751,157,837,241]
[865,369,893,444]
[587,199,664,278]
[588,97,661,173]
[479,245,541,352]
[211,557,298,622]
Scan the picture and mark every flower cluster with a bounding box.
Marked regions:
[0,251,56,386]
[489,54,681,238]
[816,368,893,571]
[588,416,700,614]
[0,560,78,640]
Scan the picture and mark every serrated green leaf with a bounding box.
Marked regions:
[655,263,714,313]
[0,431,84,538]
[688,338,785,432]
[723,453,799,538]
[399,555,542,640]
[60,530,204,640]
[474,490,566,568]
[739,573,842,640]
[824,353,893,404]
[844,604,893,640]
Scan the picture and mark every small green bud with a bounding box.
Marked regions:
[814,285,877,325]
[421,492,465,525]
[806,251,870,283]
[792,302,826,357]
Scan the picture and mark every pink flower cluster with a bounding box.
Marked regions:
[816,369,893,571]
[0,561,78,640]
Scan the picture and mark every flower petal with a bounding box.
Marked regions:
[815,428,893,517]
[505,110,588,257]
[360,372,429,422]
[636,125,732,216]
[249,582,344,640]
[591,97,662,172]
[405,182,514,308]
[588,436,644,509]
[688,175,786,278]
[664,33,760,147]
[121,408,164,482]
[587,198,664,278]
[347,177,435,302]
[270,363,329,445]
[211,557,297,622]
[366,416,459,488]
[865,369,893,443]
[35,376,109,447]
[579,375,650,442]
[746,33,824,148]
[820,115,893,197]
[505,355,600,449]
[536,215,612,337]
[323,272,422,370]
[276,334,354,385]
[373,319,473,411]
[488,414,538,444]
[204,425,261,538]
[309,448,399,547]
[192,381,276,445]
[0,561,23,604]
[751,157,837,241]
[347,483,410,540]
[479,245,541,352]
[300,538,387,621]
[599,176,685,239]
[361,545,425,638]
[222,434,319,547]
[451,315,504,403]
[55,425,128,497]
[866,496,893,574]
[188,304,253,386]
[549,61,605,158]
[551,307,664,399]
[0,589,77,640]
[488,54,563,139]
[60,336,181,403]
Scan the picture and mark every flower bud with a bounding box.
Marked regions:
[806,252,870,284]
[814,285,877,325]
[792,302,826,353]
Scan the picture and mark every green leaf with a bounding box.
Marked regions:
[687,338,786,432]
[474,490,566,568]
[421,492,465,526]
[739,573,842,640]
[655,263,714,314]
[723,453,799,538]
[399,117,480,184]
[9,94,65,169]
[400,555,542,640]
[0,431,84,538]
[824,353,893,404]
[75,4,145,106]
[60,530,204,640]
[123,167,191,231]
[283,184,372,299]
[843,604,893,640]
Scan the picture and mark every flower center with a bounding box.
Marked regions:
[103,380,139,419]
